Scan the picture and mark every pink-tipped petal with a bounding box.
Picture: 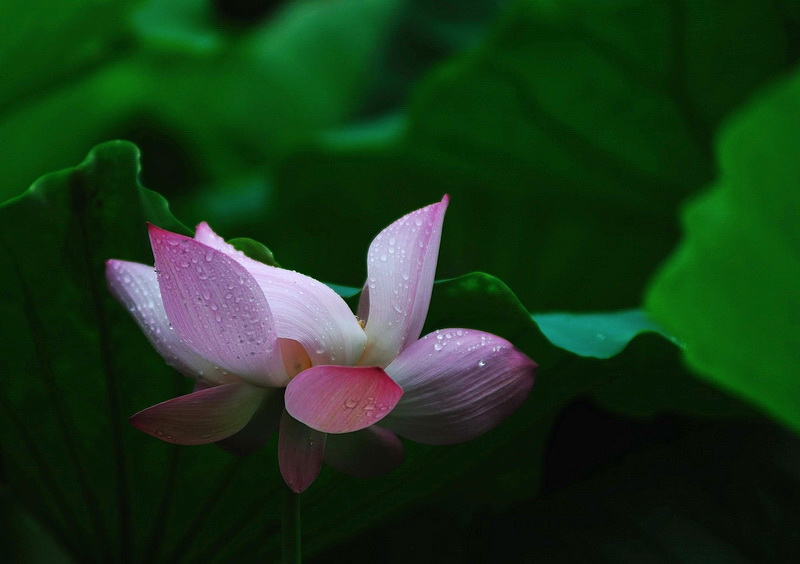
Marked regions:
[382,329,536,445]
[194,222,366,367]
[106,260,230,385]
[324,426,404,478]
[279,410,326,493]
[130,382,267,445]
[284,366,403,433]
[149,225,287,387]
[359,196,449,367]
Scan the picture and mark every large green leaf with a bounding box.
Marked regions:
[0,142,288,563]
[646,68,800,434]
[0,0,401,216]
[267,0,791,313]
[533,310,680,359]
[0,0,137,112]
[2,142,745,562]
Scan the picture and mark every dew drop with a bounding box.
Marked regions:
[344,397,358,409]
[478,360,486,367]
[434,343,443,351]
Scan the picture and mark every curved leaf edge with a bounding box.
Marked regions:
[327,272,680,360]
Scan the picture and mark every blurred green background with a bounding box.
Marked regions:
[1,0,799,562]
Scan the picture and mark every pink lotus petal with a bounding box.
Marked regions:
[130,382,267,445]
[382,329,536,445]
[284,366,403,433]
[359,196,449,367]
[106,260,230,385]
[324,426,404,478]
[194,222,366,367]
[149,225,286,387]
[279,410,326,493]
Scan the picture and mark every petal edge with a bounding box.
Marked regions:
[382,329,536,445]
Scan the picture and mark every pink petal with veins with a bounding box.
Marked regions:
[279,411,327,493]
[194,222,366,367]
[324,426,404,478]
[359,196,448,367]
[149,225,287,387]
[130,382,267,445]
[284,366,403,433]
[382,329,536,445]
[106,259,230,385]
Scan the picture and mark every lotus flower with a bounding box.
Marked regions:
[106,196,536,492]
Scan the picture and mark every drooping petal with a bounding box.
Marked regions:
[284,366,403,433]
[194,222,366,367]
[106,260,230,385]
[324,426,404,478]
[130,382,267,445]
[149,225,287,387]
[359,196,449,367]
[279,410,326,493]
[381,329,536,445]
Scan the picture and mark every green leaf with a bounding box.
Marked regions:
[0,142,752,562]
[331,273,677,365]
[229,237,281,267]
[0,0,136,111]
[532,310,679,359]
[646,68,800,435]
[268,0,792,313]
[0,142,288,562]
[0,0,402,212]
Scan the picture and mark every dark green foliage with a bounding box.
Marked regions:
[1,0,799,561]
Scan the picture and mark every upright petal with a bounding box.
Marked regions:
[382,329,536,445]
[149,225,287,387]
[194,222,367,367]
[106,260,230,385]
[130,382,267,445]
[284,366,403,433]
[359,196,449,367]
[324,426,404,478]
[279,411,327,493]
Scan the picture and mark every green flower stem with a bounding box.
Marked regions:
[282,488,302,564]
